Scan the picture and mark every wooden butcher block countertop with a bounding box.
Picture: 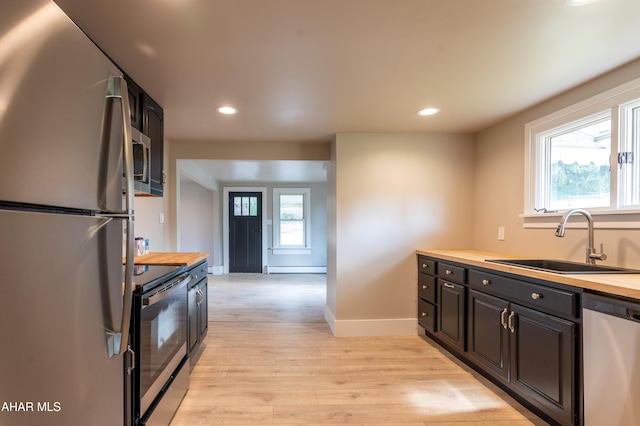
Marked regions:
[132,252,209,267]
[417,249,640,300]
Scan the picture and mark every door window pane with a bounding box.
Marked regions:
[242,197,249,216]
[234,195,259,216]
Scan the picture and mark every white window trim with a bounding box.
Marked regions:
[523,76,640,229]
[272,187,311,253]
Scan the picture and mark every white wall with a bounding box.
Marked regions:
[133,196,170,252]
[327,133,475,336]
[179,182,214,254]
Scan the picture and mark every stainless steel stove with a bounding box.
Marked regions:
[131,264,191,425]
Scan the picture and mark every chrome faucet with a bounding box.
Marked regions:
[555,209,607,265]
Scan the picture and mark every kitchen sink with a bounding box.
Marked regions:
[486,259,640,274]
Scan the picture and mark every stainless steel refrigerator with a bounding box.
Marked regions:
[0,1,136,425]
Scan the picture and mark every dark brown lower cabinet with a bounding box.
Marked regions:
[467,290,509,380]
[418,257,580,426]
[196,279,208,342]
[437,279,466,351]
[510,303,575,426]
[188,284,199,352]
[467,289,576,426]
[187,261,208,367]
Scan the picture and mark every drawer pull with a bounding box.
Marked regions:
[500,308,508,329]
[443,283,455,289]
[482,279,491,285]
[508,311,516,333]
[422,263,429,269]
[445,269,453,275]
[422,285,429,290]
[531,292,542,300]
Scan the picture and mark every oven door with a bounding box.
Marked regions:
[138,273,190,416]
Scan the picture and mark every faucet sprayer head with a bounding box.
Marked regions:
[555,224,565,237]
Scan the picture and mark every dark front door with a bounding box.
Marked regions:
[229,192,262,273]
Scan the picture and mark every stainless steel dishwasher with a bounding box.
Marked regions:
[583,292,640,426]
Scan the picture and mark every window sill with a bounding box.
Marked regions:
[271,247,312,255]
[521,210,640,229]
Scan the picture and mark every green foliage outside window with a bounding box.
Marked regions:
[551,161,609,198]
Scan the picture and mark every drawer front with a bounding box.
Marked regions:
[418,299,436,333]
[418,256,436,276]
[188,260,208,284]
[437,262,466,284]
[468,270,577,318]
[418,273,437,303]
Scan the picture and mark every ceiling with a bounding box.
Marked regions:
[51,0,640,183]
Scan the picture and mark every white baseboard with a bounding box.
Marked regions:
[266,266,327,274]
[324,305,337,335]
[324,306,419,337]
[209,266,224,275]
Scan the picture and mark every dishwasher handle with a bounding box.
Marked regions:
[583,292,640,323]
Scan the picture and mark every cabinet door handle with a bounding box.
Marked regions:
[500,308,508,329]
[531,292,542,300]
[422,263,428,269]
[508,311,516,333]
[445,269,453,275]
[482,279,491,285]
[443,283,455,289]
[422,285,429,290]
[421,312,429,317]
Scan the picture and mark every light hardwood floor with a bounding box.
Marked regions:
[171,273,547,425]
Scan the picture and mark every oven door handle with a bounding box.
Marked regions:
[142,274,191,307]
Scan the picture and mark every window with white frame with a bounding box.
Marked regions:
[273,188,310,250]
[525,78,640,215]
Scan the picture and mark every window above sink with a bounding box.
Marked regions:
[523,76,640,230]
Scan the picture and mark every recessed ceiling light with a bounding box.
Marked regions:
[565,0,598,6]
[417,107,440,116]
[216,106,238,115]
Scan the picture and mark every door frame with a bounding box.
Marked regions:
[223,187,267,274]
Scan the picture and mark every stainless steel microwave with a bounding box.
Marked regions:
[124,128,151,195]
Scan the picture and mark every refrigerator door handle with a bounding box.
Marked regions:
[105,75,135,357]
